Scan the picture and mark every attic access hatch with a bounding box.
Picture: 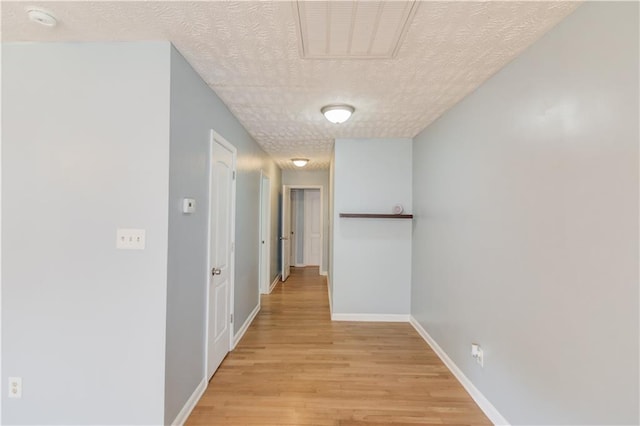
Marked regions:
[295,0,419,59]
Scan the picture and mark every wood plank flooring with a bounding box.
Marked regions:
[186,267,490,425]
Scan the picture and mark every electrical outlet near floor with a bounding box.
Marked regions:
[9,377,22,398]
[471,343,484,367]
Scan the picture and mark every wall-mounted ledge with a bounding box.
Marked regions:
[339,213,413,219]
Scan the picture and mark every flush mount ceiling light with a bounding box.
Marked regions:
[291,158,309,168]
[321,104,355,124]
[27,8,57,27]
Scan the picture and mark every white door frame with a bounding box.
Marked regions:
[205,129,237,380]
[303,189,321,267]
[282,185,323,271]
[290,189,302,266]
[281,186,292,281]
[259,172,271,294]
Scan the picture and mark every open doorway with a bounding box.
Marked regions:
[258,172,271,294]
[281,185,323,281]
[290,189,321,267]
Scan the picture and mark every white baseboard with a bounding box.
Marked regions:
[171,378,207,426]
[269,273,281,293]
[232,303,260,349]
[319,270,327,276]
[331,313,410,322]
[409,316,509,426]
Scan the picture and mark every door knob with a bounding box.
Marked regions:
[212,267,221,276]
[279,236,289,241]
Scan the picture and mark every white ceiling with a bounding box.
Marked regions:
[1,1,580,170]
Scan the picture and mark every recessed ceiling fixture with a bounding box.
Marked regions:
[321,105,355,124]
[291,158,309,168]
[27,8,57,27]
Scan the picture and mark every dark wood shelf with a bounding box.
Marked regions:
[339,213,413,219]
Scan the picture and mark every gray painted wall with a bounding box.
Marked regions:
[165,46,281,423]
[164,46,209,424]
[1,41,281,425]
[282,169,330,274]
[2,42,171,425]
[411,3,638,424]
[191,83,282,340]
[333,139,412,315]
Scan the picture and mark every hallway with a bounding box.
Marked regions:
[187,267,490,425]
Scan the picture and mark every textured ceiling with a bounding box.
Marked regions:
[1,1,580,170]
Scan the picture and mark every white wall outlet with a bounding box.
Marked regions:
[9,377,22,398]
[182,198,196,214]
[476,347,484,367]
[116,228,146,250]
[471,343,484,367]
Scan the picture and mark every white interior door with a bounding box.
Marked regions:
[290,190,298,265]
[207,132,235,380]
[259,174,270,294]
[304,189,321,266]
[281,185,291,281]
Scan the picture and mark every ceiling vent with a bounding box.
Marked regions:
[295,0,418,60]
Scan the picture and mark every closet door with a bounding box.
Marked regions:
[303,189,321,266]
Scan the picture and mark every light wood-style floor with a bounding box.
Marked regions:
[187,267,490,425]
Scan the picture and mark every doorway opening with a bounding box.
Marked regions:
[259,173,271,294]
[290,189,321,267]
[281,185,323,281]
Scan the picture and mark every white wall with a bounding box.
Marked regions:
[282,170,330,274]
[332,139,412,316]
[2,42,171,425]
[411,2,638,424]
[1,41,282,425]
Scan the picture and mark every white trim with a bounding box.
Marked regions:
[258,172,271,294]
[290,188,300,266]
[215,131,238,361]
[281,185,291,281]
[269,273,281,293]
[205,130,237,381]
[232,303,261,349]
[170,378,207,426]
[302,188,321,267]
[331,313,410,322]
[282,184,324,278]
[319,270,327,276]
[409,316,510,426]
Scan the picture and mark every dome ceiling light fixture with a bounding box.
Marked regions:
[291,158,309,168]
[321,104,355,124]
[27,8,58,27]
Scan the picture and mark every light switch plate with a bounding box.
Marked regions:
[116,229,146,250]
